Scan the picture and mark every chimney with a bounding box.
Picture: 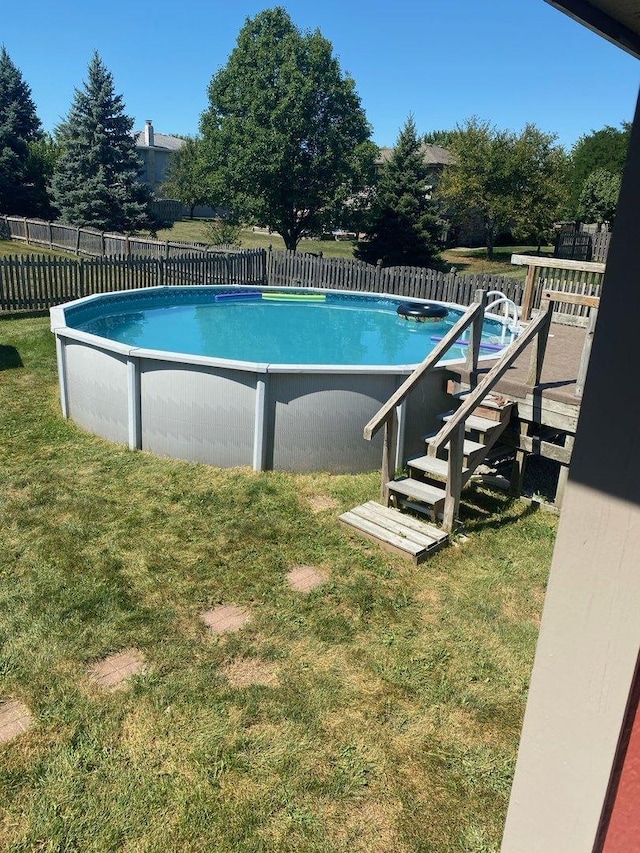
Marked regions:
[144,120,154,148]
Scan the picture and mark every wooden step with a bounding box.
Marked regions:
[387,477,447,508]
[440,411,502,434]
[448,381,511,402]
[423,431,485,459]
[449,385,515,419]
[408,454,470,482]
[339,501,448,563]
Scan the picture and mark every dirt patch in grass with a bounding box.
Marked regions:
[222,658,280,688]
[307,494,340,513]
[326,798,409,853]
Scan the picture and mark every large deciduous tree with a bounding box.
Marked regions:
[437,118,518,259]
[576,168,621,228]
[200,7,375,250]
[161,136,208,219]
[569,122,630,214]
[355,116,441,267]
[50,52,156,233]
[438,118,569,257]
[0,47,43,215]
[511,124,569,252]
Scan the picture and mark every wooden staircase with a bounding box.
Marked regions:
[339,290,555,563]
[386,394,515,522]
[340,393,514,561]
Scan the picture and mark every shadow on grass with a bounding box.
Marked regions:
[0,345,23,370]
[459,487,541,533]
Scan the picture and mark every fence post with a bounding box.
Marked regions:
[24,217,30,245]
[75,227,81,255]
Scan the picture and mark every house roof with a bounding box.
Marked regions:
[376,142,457,167]
[546,0,640,58]
[134,130,186,152]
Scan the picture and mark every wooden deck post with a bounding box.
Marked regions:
[510,422,530,497]
[381,411,397,506]
[466,288,487,375]
[521,263,538,321]
[526,300,552,386]
[576,307,598,398]
[443,422,465,532]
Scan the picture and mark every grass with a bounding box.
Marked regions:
[440,246,554,282]
[0,315,555,851]
[155,219,359,260]
[0,239,76,260]
[2,224,551,279]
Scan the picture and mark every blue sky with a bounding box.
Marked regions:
[4,0,639,151]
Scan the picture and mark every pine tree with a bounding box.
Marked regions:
[356,117,441,267]
[50,53,155,233]
[0,47,43,215]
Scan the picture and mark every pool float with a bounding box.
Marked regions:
[397,302,448,321]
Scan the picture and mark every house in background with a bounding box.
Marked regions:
[376,142,457,197]
[134,120,185,196]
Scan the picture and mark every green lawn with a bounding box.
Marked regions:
[0,315,555,852]
[2,226,551,283]
[441,246,554,281]
[0,239,76,259]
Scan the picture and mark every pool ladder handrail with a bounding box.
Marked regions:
[484,290,520,345]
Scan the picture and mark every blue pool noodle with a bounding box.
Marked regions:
[430,336,504,352]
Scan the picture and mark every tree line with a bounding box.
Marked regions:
[1,7,631,267]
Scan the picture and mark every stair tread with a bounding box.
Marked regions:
[387,477,447,504]
[354,501,447,543]
[423,431,485,456]
[408,455,470,479]
[441,411,501,432]
[339,502,448,562]
[453,390,514,410]
[339,511,425,556]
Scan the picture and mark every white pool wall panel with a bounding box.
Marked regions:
[138,360,258,467]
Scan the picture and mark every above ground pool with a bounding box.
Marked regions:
[50,285,515,473]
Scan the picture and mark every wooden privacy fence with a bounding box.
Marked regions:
[267,250,524,306]
[0,251,266,313]
[0,215,240,260]
[555,227,611,263]
[0,242,605,321]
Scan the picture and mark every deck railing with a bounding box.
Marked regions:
[363,289,488,507]
[364,294,568,531]
[512,254,605,322]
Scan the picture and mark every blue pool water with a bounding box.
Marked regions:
[68,287,510,366]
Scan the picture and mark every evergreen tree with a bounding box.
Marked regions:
[0,46,43,215]
[356,117,441,267]
[50,53,156,233]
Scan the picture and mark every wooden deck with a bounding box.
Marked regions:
[448,320,585,432]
